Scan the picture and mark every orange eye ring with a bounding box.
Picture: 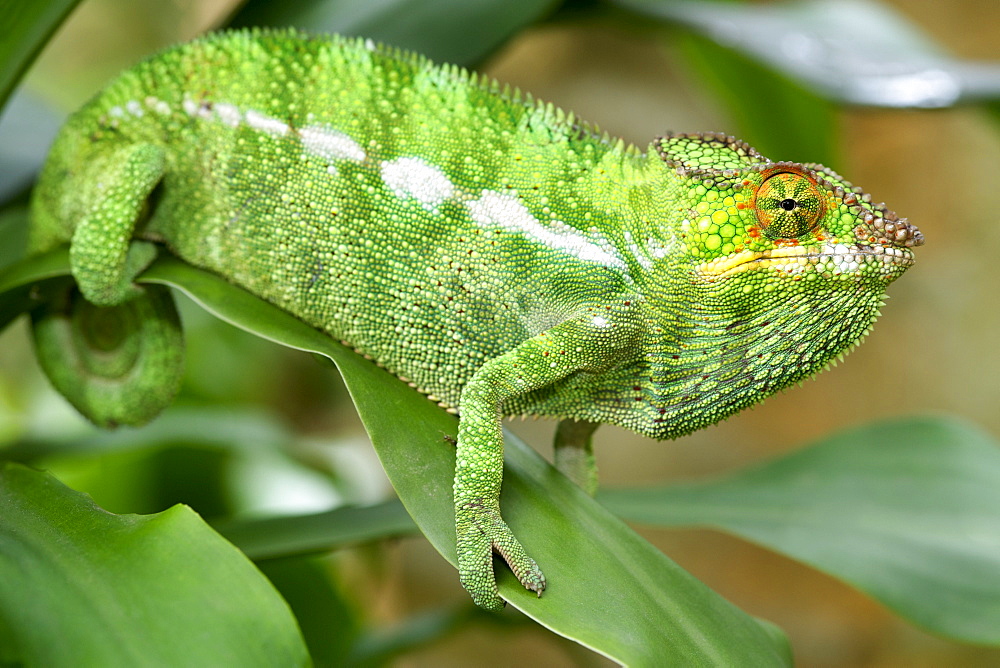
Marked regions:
[752,170,824,239]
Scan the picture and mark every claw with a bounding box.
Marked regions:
[456,503,546,610]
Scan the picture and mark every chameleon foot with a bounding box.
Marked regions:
[456,503,546,611]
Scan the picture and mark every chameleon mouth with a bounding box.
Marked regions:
[696,243,915,279]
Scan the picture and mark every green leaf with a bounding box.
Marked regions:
[0,205,29,272]
[0,246,72,332]
[347,606,516,666]
[600,416,1000,645]
[0,462,309,666]
[135,255,791,665]
[614,0,1000,108]
[670,30,838,167]
[4,404,300,463]
[216,500,418,561]
[227,0,561,66]
[259,557,362,667]
[0,0,83,109]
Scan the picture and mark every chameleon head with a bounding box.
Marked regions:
[633,132,922,437]
[654,132,922,289]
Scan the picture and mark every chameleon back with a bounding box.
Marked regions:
[31,30,642,413]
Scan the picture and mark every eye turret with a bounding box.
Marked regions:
[753,171,824,239]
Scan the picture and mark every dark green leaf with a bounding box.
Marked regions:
[672,30,838,167]
[138,255,791,665]
[0,246,72,332]
[217,500,417,561]
[260,557,362,667]
[0,462,309,666]
[0,205,29,272]
[0,0,83,109]
[227,0,561,66]
[348,606,497,666]
[600,416,1000,645]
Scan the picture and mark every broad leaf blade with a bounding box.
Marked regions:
[0,462,309,666]
[671,30,838,167]
[601,416,1000,645]
[0,246,72,332]
[0,0,82,109]
[216,500,418,561]
[616,0,1000,108]
[136,255,791,665]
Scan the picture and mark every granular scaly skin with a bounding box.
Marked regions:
[29,29,922,610]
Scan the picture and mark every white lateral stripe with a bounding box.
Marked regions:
[214,102,242,127]
[245,109,290,136]
[174,98,368,166]
[466,191,626,269]
[145,96,170,115]
[381,157,455,210]
[300,125,366,162]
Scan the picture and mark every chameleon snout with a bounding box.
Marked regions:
[857,209,923,248]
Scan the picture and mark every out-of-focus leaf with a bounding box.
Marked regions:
[135,255,791,665]
[0,0,82,109]
[347,607,503,666]
[671,29,838,167]
[600,416,1000,645]
[2,404,299,462]
[0,206,29,272]
[0,462,309,666]
[615,0,1000,108]
[217,500,417,560]
[227,0,561,66]
[260,557,362,667]
[0,246,71,332]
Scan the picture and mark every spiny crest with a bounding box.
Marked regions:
[180,29,625,156]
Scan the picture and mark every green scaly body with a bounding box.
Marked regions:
[28,29,922,610]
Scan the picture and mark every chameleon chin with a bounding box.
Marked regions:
[28,29,920,611]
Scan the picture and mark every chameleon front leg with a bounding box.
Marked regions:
[454,312,641,611]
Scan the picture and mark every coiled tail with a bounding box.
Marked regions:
[31,284,184,428]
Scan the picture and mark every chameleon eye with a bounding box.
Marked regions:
[754,172,824,238]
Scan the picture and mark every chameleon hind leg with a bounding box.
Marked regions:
[31,142,184,427]
[69,143,165,306]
